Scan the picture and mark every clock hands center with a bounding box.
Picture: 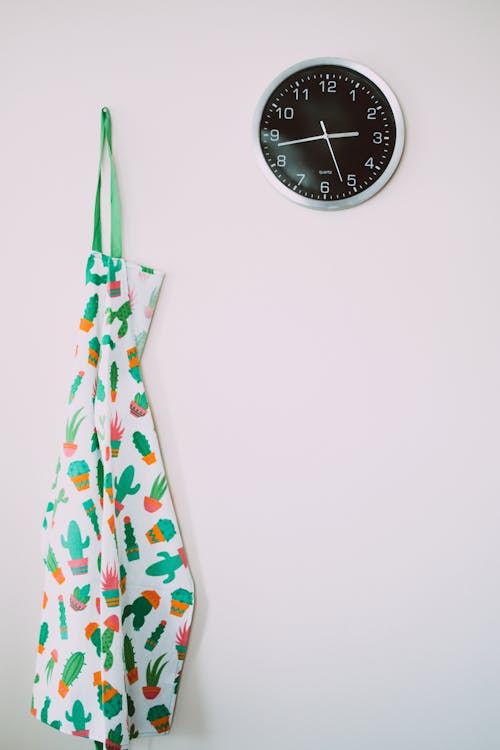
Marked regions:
[319,120,343,183]
[277,130,359,147]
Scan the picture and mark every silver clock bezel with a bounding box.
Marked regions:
[252,56,405,210]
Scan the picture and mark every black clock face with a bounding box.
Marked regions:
[257,60,403,207]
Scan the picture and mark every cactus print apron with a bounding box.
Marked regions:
[31,107,196,749]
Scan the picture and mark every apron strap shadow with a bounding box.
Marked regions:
[91,106,123,259]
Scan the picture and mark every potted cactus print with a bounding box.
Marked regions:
[58,651,85,698]
[66,699,92,736]
[110,361,118,402]
[147,703,171,734]
[146,518,176,544]
[61,520,90,574]
[101,563,120,607]
[105,723,123,750]
[123,635,138,685]
[80,293,98,331]
[88,336,100,367]
[68,459,90,491]
[38,622,49,654]
[70,584,90,611]
[170,588,194,617]
[142,653,168,699]
[44,545,65,584]
[145,620,167,651]
[69,370,84,403]
[44,649,58,682]
[127,345,141,383]
[133,430,156,465]
[110,413,124,457]
[114,465,140,514]
[130,391,148,417]
[58,595,68,639]
[83,498,101,540]
[144,473,167,512]
[175,622,190,660]
[123,516,140,560]
[64,407,85,456]
[93,671,123,718]
[144,286,160,319]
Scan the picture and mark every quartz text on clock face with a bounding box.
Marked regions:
[259,64,397,202]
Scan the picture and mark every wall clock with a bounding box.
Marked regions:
[253,57,405,209]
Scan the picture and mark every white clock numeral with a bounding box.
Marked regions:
[296,173,305,185]
[367,107,377,119]
[277,154,286,167]
[293,87,309,100]
[349,89,356,101]
[320,181,330,194]
[319,80,337,93]
[364,157,374,168]
[372,131,383,143]
[347,174,356,187]
[276,106,294,119]
[270,129,280,141]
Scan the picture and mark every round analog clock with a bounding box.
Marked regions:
[253,57,405,209]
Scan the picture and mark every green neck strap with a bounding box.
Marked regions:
[91,107,122,258]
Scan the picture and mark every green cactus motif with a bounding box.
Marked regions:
[38,621,49,652]
[86,253,107,285]
[106,300,132,338]
[58,595,68,639]
[96,377,105,402]
[127,694,136,716]
[110,360,119,401]
[102,333,116,349]
[147,703,171,733]
[130,390,149,416]
[132,430,156,464]
[81,293,98,329]
[69,370,84,403]
[61,520,90,561]
[102,627,115,671]
[44,649,58,682]
[70,584,90,610]
[90,428,99,452]
[123,635,138,684]
[51,455,61,490]
[88,335,100,367]
[65,699,92,733]
[114,465,140,509]
[41,696,62,729]
[45,487,69,529]
[146,549,186,584]
[97,458,104,501]
[145,620,167,651]
[82,498,101,540]
[124,516,140,561]
[107,724,123,746]
[58,651,85,697]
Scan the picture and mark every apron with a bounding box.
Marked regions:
[30,107,196,750]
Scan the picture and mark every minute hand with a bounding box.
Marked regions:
[278,131,359,147]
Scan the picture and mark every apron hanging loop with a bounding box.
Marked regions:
[91,106,123,259]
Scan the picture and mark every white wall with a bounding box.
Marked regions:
[1,1,500,748]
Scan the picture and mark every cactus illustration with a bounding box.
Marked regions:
[44,649,58,682]
[90,427,99,452]
[123,635,138,684]
[170,587,194,617]
[41,696,62,729]
[146,548,187,584]
[145,620,167,651]
[85,622,101,657]
[114,465,140,514]
[144,473,168,512]
[61,520,90,574]
[70,584,91,611]
[127,346,141,383]
[127,694,136,717]
[38,621,49,654]
[88,335,100,367]
[124,515,140,561]
[132,430,156,465]
[58,651,85,698]
[110,360,118,402]
[176,621,191,660]
[93,671,123,718]
[96,458,104,506]
[69,370,84,403]
[44,545,65,584]
[143,653,168,700]
[86,253,107,286]
[44,487,69,529]
[105,471,113,502]
[58,595,68,639]
[106,299,132,337]
[83,498,101,540]
[64,407,85,456]
[147,703,171,734]
[145,285,160,319]
[107,256,121,297]
[119,564,127,594]
[130,391,148,417]
[106,723,124,749]
[101,563,120,607]
[136,330,147,358]
[68,459,90,491]
[66,699,92,736]
[96,377,105,402]
[110,413,124,457]
[80,293,98,331]
[122,590,160,631]
[146,518,176,545]
[102,615,119,671]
